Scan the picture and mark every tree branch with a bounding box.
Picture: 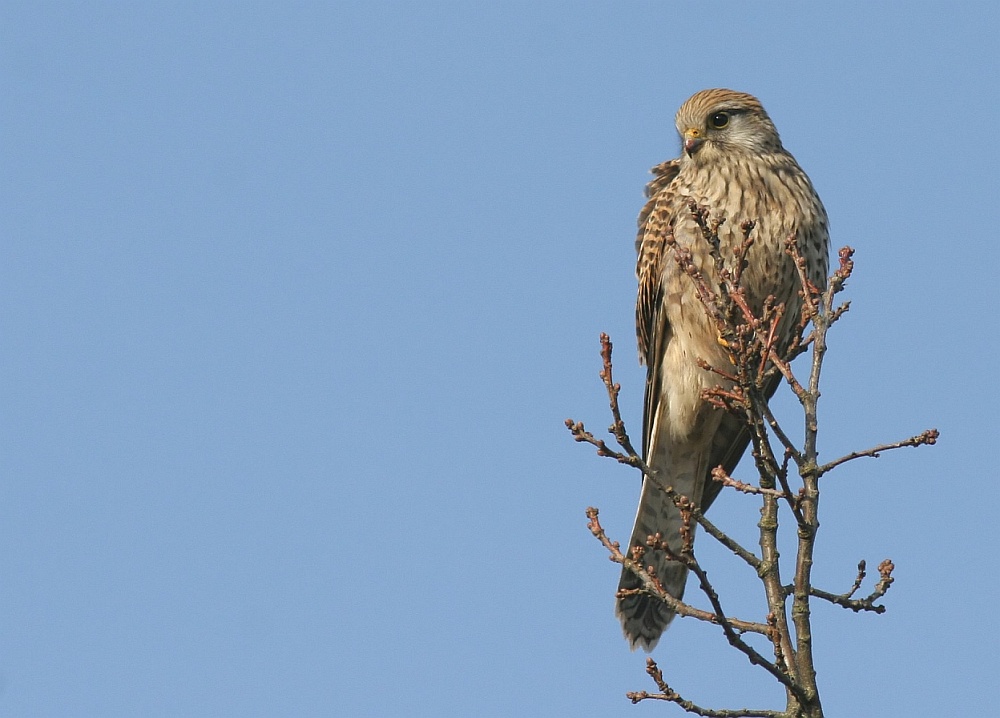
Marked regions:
[627,658,789,717]
[818,429,939,476]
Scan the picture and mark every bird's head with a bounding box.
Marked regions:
[675,89,784,162]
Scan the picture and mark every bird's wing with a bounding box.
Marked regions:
[635,159,680,458]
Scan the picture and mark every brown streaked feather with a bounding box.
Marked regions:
[635,160,679,365]
[635,160,679,457]
[643,160,681,204]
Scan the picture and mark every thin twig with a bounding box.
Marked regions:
[818,429,939,475]
[587,508,768,632]
[597,333,642,460]
[627,658,788,717]
[712,467,789,499]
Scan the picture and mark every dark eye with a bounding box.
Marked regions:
[709,112,730,129]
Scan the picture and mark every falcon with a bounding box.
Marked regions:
[617,89,830,651]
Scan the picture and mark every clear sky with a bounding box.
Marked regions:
[2,3,997,716]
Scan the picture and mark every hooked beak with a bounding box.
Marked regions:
[683,128,705,155]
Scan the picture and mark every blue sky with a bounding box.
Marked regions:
[2,3,997,716]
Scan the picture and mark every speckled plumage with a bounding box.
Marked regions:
[617,89,829,651]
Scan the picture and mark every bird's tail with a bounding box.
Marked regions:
[615,445,704,651]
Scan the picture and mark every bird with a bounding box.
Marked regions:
[616,89,830,651]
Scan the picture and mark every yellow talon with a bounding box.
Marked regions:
[717,334,738,364]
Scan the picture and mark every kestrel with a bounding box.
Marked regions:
[617,89,829,651]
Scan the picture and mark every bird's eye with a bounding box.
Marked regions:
[709,112,730,129]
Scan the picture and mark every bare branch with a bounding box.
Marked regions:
[808,559,895,613]
[597,333,642,460]
[627,658,787,717]
[565,418,642,469]
[818,429,939,475]
[711,466,789,500]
